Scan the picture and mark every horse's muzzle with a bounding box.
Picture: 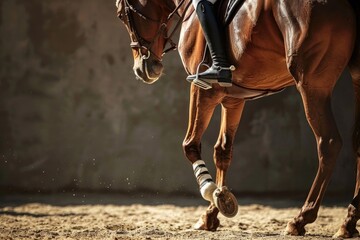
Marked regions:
[133,58,163,84]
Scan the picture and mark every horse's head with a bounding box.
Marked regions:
[116,0,176,84]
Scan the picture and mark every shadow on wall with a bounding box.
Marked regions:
[0,0,356,196]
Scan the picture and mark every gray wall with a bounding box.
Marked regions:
[0,0,356,195]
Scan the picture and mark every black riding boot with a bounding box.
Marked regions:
[187,0,233,88]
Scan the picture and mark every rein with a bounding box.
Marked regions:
[118,0,192,60]
[163,0,192,54]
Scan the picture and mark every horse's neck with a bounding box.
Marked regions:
[165,0,177,11]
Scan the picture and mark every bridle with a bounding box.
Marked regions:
[117,0,192,61]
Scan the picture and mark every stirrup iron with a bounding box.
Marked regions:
[193,78,212,90]
[189,62,213,90]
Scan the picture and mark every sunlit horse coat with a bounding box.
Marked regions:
[116,0,360,237]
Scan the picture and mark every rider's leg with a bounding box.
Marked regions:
[187,0,233,87]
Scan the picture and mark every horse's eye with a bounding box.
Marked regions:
[117,12,126,22]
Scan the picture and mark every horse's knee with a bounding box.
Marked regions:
[214,142,230,159]
[183,139,201,162]
[214,139,232,167]
[318,136,343,168]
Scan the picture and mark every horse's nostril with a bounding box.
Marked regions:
[133,58,162,84]
[134,67,144,80]
[151,61,163,75]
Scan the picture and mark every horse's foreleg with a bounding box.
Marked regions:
[286,86,342,236]
[182,85,223,231]
[213,98,244,218]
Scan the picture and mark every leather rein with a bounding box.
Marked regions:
[117,0,192,61]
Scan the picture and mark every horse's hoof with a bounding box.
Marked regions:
[333,226,359,238]
[193,215,220,231]
[213,186,238,218]
[284,220,306,236]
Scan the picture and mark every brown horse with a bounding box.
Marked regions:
[116,0,360,237]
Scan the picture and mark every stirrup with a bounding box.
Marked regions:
[187,62,213,90]
[192,78,212,90]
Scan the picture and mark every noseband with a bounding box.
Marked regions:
[117,0,192,61]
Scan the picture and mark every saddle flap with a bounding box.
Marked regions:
[219,0,246,26]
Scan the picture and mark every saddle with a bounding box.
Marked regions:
[221,0,246,26]
[198,0,284,100]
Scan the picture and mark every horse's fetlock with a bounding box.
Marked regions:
[200,181,217,202]
[301,209,318,224]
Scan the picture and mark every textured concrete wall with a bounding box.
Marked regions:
[0,0,356,195]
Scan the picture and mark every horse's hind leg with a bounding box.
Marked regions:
[282,1,355,233]
[286,83,343,236]
[335,32,360,239]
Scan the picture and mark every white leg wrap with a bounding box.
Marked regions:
[193,160,217,202]
[200,181,217,203]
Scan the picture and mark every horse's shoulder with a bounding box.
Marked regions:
[272,0,311,27]
[271,0,312,54]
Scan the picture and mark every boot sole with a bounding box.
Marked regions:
[186,76,218,84]
[187,77,232,89]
